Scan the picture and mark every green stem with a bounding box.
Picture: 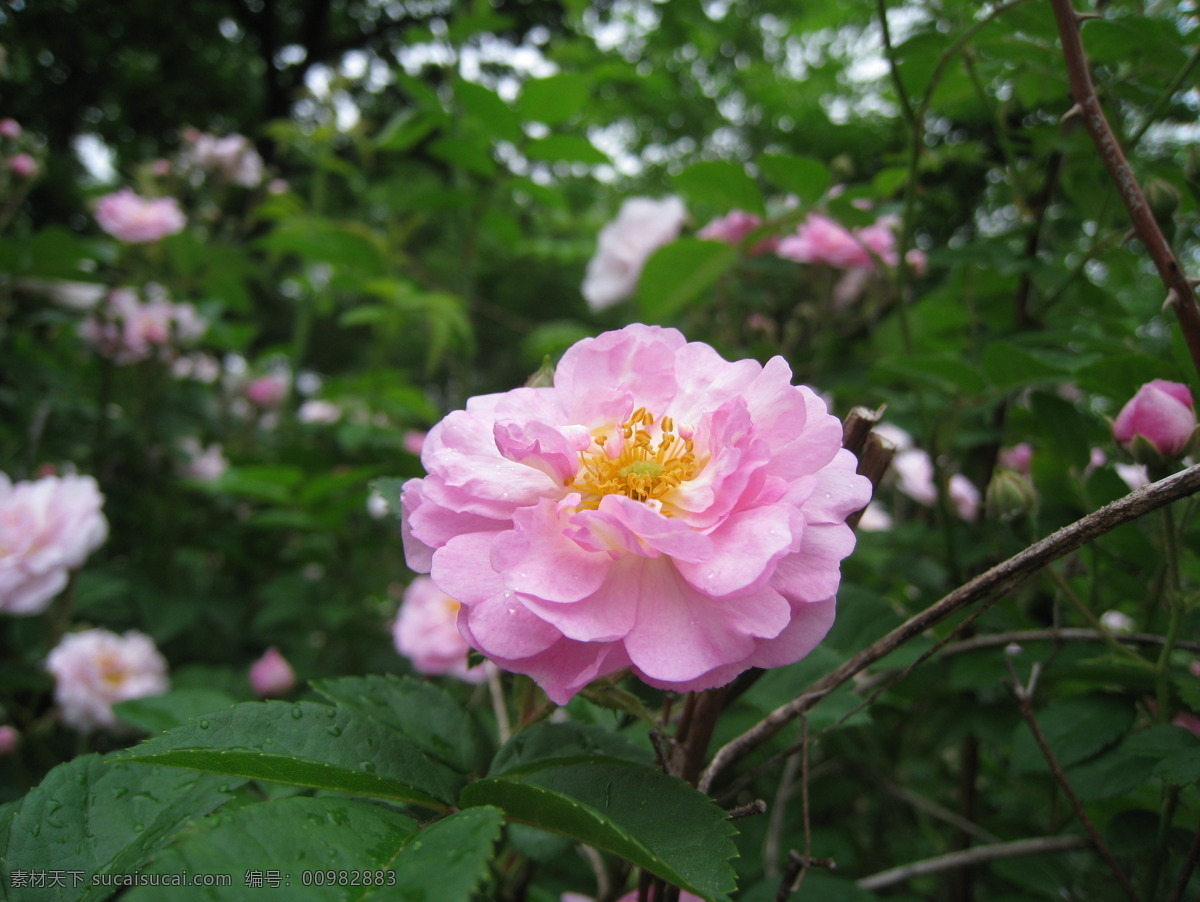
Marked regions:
[1046,567,1153,669]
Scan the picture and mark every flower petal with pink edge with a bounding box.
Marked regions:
[772,522,856,604]
[494,420,591,486]
[676,503,796,597]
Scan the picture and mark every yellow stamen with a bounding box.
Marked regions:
[572,409,701,512]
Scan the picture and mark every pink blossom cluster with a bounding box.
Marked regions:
[94,188,186,243]
[873,423,979,522]
[697,210,778,254]
[177,438,229,482]
[1,118,39,180]
[393,577,487,683]
[402,324,871,704]
[182,129,264,187]
[80,286,206,365]
[777,212,925,274]
[45,628,169,732]
[582,197,688,310]
[0,473,108,616]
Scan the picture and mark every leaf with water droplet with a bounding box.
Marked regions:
[111,700,461,809]
[1,753,236,901]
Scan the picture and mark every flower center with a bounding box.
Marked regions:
[573,407,699,510]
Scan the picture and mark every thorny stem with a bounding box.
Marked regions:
[698,464,1200,794]
[1049,0,1200,383]
[1008,663,1142,902]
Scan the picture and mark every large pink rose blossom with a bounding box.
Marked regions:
[1112,379,1196,460]
[582,197,687,310]
[401,325,871,704]
[45,628,169,732]
[394,577,487,683]
[0,473,108,615]
[94,188,186,243]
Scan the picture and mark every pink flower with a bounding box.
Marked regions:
[9,153,37,179]
[698,210,777,254]
[0,473,108,616]
[245,373,289,408]
[249,647,296,696]
[999,443,1033,474]
[178,438,229,482]
[401,324,870,704]
[94,188,186,243]
[582,197,688,310]
[45,628,169,732]
[0,119,21,140]
[1114,463,1150,492]
[777,214,871,269]
[297,399,342,424]
[393,577,487,683]
[79,286,205,364]
[403,429,427,456]
[185,132,264,187]
[1112,379,1196,460]
[892,449,937,506]
[0,725,19,755]
[856,502,893,532]
[948,474,980,522]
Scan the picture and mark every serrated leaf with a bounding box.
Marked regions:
[489,722,653,776]
[524,134,609,165]
[460,761,737,902]
[755,154,830,206]
[1011,695,1135,774]
[312,674,490,776]
[390,806,504,900]
[1068,725,1199,800]
[518,73,591,124]
[114,688,239,734]
[637,239,738,322]
[673,160,764,214]
[112,701,461,810]
[0,754,237,902]
[126,796,419,901]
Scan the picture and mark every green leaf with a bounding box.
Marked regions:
[258,219,388,276]
[673,160,764,214]
[524,134,610,165]
[376,109,442,151]
[981,342,1068,391]
[489,722,654,776]
[0,753,237,902]
[455,79,522,143]
[637,239,739,322]
[112,701,462,810]
[312,674,491,776]
[755,154,831,206]
[125,796,419,901]
[460,761,737,902]
[518,73,591,124]
[428,135,497,178]
[1011,695,1135,774]
[389,806,504,900]
[872,354,986,395]
[114,688,239,734]
[1068,725,1199,800]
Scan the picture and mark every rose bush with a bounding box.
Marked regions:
[401,324,870,703]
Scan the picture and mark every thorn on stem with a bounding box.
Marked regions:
[1061,103,1084,123]
[1073,9,1103,23]
[1164,288,1181,313]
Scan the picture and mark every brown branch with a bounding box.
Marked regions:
[698,463,1200,794]
[1009,664,1141,902]
[1167,818,1200,902]
[1049,0,1200,382]
[939,628,1200,657]
[856,836,1091,892]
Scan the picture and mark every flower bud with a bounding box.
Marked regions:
[0,725,19,755]
[1112,379,1196,463]
[248,647,296,697]
[985,469,1038,522]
